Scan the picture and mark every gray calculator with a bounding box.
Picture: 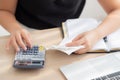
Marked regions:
[13,45,45,69]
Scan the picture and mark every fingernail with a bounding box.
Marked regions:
[24,47,27,51]
[17,48,20,52]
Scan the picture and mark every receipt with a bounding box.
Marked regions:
[49,45,85,55]
[48,36,85,55]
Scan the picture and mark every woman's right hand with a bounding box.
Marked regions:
[6,28,32,52]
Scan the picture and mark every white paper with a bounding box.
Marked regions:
[61,18,108,52]
[65,18,98,38]
[49,36,85,55]
[107,28,120,49]
[91,39,107,51]
[50,45,84,55]
[51,37,85,55]
[49,18,107,55]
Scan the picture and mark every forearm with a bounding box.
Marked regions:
[94,9,120,39]
[0,10,22,33]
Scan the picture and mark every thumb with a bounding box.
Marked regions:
[66,38,85,47]
[72,33,84,41]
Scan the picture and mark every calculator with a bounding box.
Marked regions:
[13,45,46,69]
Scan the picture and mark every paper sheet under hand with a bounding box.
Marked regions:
[48,34,84,55]
[50,45,85,55]
[48,18,99,55]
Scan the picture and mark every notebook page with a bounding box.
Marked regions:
[62,18,107,52]
[49,18,107,54]
[65,18,98,38]
[60,52,120,80]
[107,28,120,50]
[91,39,107,51]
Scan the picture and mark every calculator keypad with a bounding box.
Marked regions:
[13,45,45,68]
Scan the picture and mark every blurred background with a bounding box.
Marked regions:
[0,0,107,36]
[80,0,107,20]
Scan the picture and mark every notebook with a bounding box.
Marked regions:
[50,18,120,55]
[60,52,120,80]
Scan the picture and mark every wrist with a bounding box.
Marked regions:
[94,28,106,39]
[8,23,23,34]
[92,29,104,40]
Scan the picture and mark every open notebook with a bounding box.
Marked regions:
[50,18,120,55]
[60,52,120,80]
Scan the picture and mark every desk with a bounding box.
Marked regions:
[0,28,105,80]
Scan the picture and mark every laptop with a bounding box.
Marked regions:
[60,52,120,80]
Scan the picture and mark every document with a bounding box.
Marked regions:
[50,18,120,55]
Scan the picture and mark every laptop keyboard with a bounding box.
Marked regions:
[92,71,120,80]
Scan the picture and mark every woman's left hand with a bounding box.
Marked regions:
[66,30,101,54]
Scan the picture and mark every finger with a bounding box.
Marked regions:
[72,33,84,41]
[15,33,27,50]
[75,43,88,54]
[27,33,32,48]
[12,37,20,52]
[75,48,87,54]
[21,32,32,48]
[66,38,85,47]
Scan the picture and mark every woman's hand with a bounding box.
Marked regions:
[6,28,32,51]
[66,30,101,54]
